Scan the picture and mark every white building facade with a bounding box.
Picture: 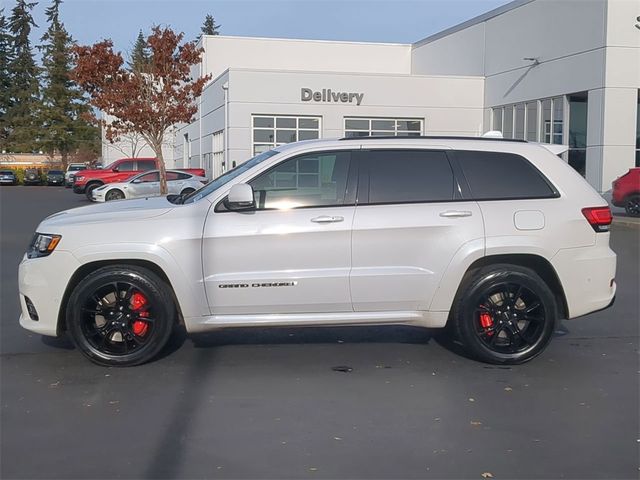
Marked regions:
[169,0,639,192]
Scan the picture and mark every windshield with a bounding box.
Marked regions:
[182,149,280,204]
[0,170,13,175]
[68,165,85,171]
[48,170,63,174]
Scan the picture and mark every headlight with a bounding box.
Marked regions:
[75,176,84,181]
[27,233,62,259]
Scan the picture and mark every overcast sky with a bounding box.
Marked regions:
[6,0,512,55]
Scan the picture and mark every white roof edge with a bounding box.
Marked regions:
[202,34,411,48]
[412,0,535,48]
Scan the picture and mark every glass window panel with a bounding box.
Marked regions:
[457,151,556,200]
[253,144,272,155]
[253,129,274,143]
[568,94,588,149]
[276,117,296,128]
[552,97,564,144]
[298,118,319,129]
[137,172,159,182]
[298,158,319,174]
[298,130,319,141]
[503,106,514,138]
[397,120,421,131]
[515,104,525,140]
[372,131,394,136]
[276,130,297,143]
[492,108,503,132]
[118,161,136,171]
[249,151,351,210]
[526,102,538,141]
[253,117,274,128]
[371,119,395,131]
[345,119,369,130]
[364,150,454,203]
[541,99,552,143]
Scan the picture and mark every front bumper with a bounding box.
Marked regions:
[0,178,16,184]
[91,190,106,202]
[19,251,81,337]
[72,184,86,194]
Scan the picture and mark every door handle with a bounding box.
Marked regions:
[311,215,344,223]
[439,210,473,218]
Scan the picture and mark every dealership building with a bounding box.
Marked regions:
[104,0,639,192]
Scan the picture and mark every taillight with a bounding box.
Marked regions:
[582,206,612,232]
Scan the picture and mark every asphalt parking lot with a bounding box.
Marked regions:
[1,186,638,479]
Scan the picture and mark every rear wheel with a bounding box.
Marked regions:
[450,264,557,364]
[85,182,102,200]
[105,189,125,201]
[624,194,640,217]
[66,266,175,366]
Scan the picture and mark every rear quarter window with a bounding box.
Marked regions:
[455,150,557,200]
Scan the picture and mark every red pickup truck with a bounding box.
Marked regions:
[73,158,206,200]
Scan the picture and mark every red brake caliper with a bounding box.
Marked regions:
[479,311,494,336]
[130,292,149,336]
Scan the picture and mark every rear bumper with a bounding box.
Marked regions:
[552,235,617,319]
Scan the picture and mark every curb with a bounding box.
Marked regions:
[612,216,640,228]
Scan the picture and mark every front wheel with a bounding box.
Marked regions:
[450,264,557,364]
[624,194,640,217]
[66,266,175,366]
[105,189,125,201]
[85,182,102,200]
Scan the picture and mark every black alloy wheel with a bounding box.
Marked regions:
[67,266,174,366]
[105,189,125,201]
[450,264,557,364]
[624,194,640,217]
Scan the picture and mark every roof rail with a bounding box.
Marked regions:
[338,135,527,143]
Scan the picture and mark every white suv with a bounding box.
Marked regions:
[18,137,616,366]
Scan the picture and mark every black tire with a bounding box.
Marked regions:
[66,265,175,366]
[85,182,102,200]
[181,187,195,196]
[624,194,640,217]
[105,189,125,201]
[449,264,557,365]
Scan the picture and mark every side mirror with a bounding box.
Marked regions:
[112,167,119,172]
[226,183,255,211]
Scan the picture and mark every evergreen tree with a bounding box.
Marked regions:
[0,9,14,151]
[201,14,221,36]
[39,0,97,165]
[128,30,150,72]
[6,0,40,153]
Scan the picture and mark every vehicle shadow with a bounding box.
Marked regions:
[188,324,438,349]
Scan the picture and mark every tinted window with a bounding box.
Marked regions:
[166,171,190,181]
[363,150,454,204]
[249,151,351,210]
[68,165,84,171]
[136,172,159,183]
[117,161,135,171]
[0,170,13,175]
[456,151,556,200]
[137,161,155,171]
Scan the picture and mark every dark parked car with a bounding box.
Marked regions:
[46,170,65,186]
[0,169,17,185]
[23,169,43,186]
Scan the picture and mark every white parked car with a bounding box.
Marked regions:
[91,169,207,202]
[19,137,616,366]
[65,163,86,187]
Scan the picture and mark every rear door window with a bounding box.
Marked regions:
[455,150,557,200]
[137,161,155,172]
[360,149,454,204]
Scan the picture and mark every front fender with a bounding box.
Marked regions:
[71,242,208,319]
